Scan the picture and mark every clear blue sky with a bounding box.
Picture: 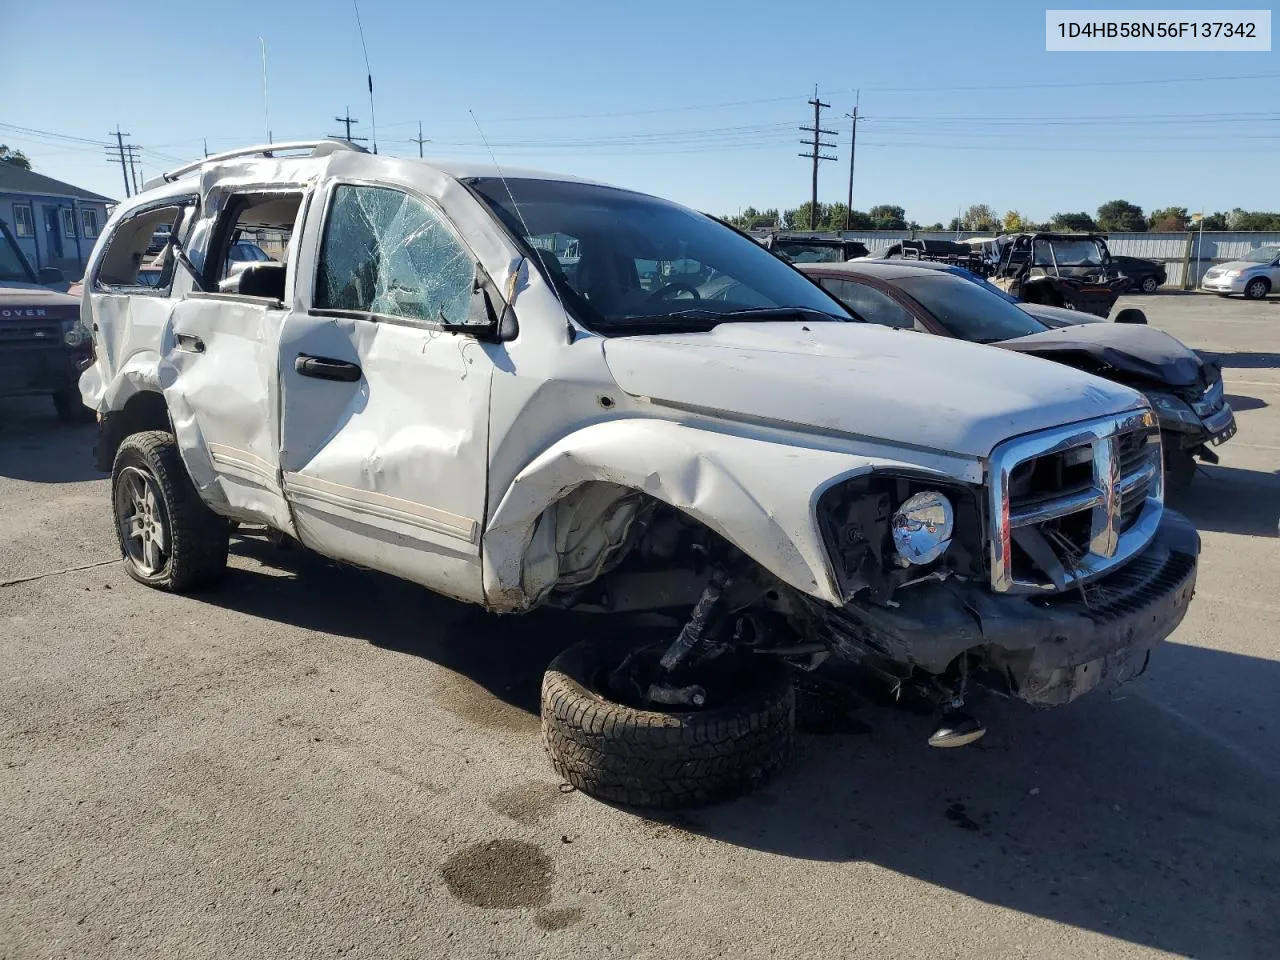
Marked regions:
[2,0,1276,223]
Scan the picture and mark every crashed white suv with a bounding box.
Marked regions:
[80,140,1199,808]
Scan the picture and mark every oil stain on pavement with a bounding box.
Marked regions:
[440,839,553,909]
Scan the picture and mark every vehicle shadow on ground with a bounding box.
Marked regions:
[1202,350,1280,370]
[659,643,1280,960]
[207,534,1280,959]
[0,400,99,483]
[1224,393,1267,412]
[1168,464,1280,537]
[210,533,600,716]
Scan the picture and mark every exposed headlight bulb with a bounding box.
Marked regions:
[891,490,954,566]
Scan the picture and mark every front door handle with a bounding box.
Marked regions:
[295,355,362,382]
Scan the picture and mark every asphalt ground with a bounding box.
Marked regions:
[2,292,1277,959]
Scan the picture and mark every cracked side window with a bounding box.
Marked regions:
[315,184,472,325]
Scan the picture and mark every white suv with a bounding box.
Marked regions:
[79,141,1200,807]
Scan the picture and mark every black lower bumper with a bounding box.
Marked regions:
[820,510,1200,706]
[0,346,83,398]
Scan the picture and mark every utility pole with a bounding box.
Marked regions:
[107,126,132,198]
[331,108,368,145]
[409,120,430,158]
[125,144,141,194]
[844,91,859,232]
[798,86,837,231]
[203,138,210,158]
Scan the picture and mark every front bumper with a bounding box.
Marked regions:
[820,510,1199,706]
[1158,403,1236,450]
[1200,275,1248,294]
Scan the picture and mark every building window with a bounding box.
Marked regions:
[81,208,100,238]
[61,208,77,239]
[13,204,34,237]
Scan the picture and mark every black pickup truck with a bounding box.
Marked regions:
[0,220,94,421]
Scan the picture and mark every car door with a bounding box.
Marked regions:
[161,189,305,534]
[276,179,493,603]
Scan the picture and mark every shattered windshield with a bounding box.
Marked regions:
[893,274,1046,343]
[0,229,32,283]
[470,178,847,332]
[1243,245,1280,263]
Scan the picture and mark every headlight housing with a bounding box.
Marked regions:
[891,491,954,565]
[817,473,983,601]
[1147,391,1202,428]
[1222,269,1242,278]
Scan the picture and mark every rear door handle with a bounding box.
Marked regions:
[176,333,205,353]
[294,355,362,382]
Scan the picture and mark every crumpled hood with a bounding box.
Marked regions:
[1019,302,1105,328]
[602,322,1142,459]
[997,322,1203,388]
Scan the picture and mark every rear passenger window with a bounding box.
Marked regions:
[314,184,473,325]
[94,201,196,294]
[820,278,915,330]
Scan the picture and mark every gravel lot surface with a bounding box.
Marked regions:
[2,293,1278,959]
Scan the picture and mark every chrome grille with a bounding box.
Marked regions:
[989,408,1163,594]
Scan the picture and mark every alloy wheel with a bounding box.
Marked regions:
[114,466,169,576]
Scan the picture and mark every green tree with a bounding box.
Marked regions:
[1200,212,1229,230]
[0,145,31,169]
[1049,211,1097,231]
[1226,208,1280,230]
[868,204,907,230]
[1002,210,1027,232]
[923,222,945,231]
[961,204,1000,231]
[1096,199,1146,232]
[1147,206,1189,231]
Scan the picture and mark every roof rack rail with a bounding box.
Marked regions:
[154,138,369,186]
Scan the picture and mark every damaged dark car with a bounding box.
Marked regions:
[799,260,1235,489]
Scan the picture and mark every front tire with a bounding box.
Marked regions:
[541,639,795,809]
[111,431,229,591]
[1244,277,1270,300]
[1140,276,1159,294]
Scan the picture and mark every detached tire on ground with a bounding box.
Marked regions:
[111,431,230,592]
[541,640,795,809]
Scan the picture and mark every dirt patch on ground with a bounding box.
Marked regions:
[440,839,552,909]
[487,780,565,825]
[534,907,583,931]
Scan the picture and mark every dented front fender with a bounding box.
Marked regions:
[481,418,965,612]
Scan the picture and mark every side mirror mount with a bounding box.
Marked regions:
[37,266,64,285]
[439,262,512,341]
[1114,308,1148,325]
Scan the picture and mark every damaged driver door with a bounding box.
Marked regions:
[277,180,493,603]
